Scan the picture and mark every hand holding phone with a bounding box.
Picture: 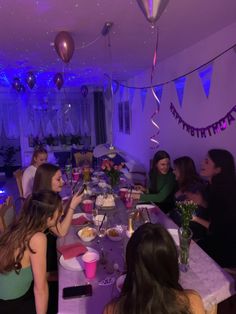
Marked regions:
[63,284,92,299]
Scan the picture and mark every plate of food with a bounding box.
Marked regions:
[77,227,97,242]
[72,213,92,226]
[116,274,126,292]
[59,247,98,271]
[106,227,123,241]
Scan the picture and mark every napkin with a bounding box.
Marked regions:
[58,242,87,260]
[72,215,90,226]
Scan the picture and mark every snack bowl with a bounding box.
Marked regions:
[106,227,123,241]
[77,227,97,242]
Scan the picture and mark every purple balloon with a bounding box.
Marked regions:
[12,77,21,91]
[81,85,88,97]
[136,0,169,24]
[26,72,36,89]
[54,73,64,90]
[54,31,75,64]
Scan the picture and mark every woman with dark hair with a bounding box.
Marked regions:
[22,147,48,198]
[103,223,204,314]
[170,156,209,241]
[193,149,236,267]
[0,191,62,314]
[140,150,176,213]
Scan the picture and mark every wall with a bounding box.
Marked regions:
[113,21,236,172]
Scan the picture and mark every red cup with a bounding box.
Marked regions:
[82,200,94,213]
[82,252,99,279]
[119,188,128,200]
[72,172,80,181]
[125,198,133,209]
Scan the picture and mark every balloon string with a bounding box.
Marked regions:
[75,34,102,50]
[150,28,160,148]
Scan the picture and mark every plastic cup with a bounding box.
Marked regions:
[119,188,128,200]
[72,172,80,181]
[125,198,133,209]
[82,252,99,279]
[82,200,94,213]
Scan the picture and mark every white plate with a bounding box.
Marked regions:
[73,213,92,220]
[116,274,126,292]
[136,204,156,210]
[59,247,98,271]
[77,227,97,242]
[167,228,180,246]
[106,227,123,241]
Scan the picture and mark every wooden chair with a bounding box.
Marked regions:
[74,152,93,167]
[0,196,16,233]
[13,168,24,198]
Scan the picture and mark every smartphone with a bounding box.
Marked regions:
[73,183,87,195]
[63,284,92,299]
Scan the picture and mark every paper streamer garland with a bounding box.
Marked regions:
[150,29,160,148]
[170,103,236,138]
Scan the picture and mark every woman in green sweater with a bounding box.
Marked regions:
[140,150,176,213]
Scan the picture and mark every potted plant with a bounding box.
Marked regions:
[0,145,20,177]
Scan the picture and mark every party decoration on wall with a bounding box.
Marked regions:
[170,102,236,138]
[136,0,169,25]
[54,31,75,63]
[12,77,21,92]
[26,72,36,89]
[140,88,148,111]
[54,73,64,90]
[81,85,88,97]
[198,63,213,98]
[174,77,186,107]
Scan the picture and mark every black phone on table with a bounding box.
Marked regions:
[63,284,92,299]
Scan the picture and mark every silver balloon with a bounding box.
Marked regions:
[136,0,169,24]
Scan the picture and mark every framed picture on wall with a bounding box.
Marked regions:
[124,101,131,134]
[118,102,124,132]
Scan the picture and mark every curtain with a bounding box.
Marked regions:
[93,91,107,145]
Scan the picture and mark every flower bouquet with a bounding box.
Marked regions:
[176,200,198,271]
[101,159,124,189]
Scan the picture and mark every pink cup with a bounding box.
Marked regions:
[82,252,99,279]
[119,188,128,200]
[125,198,133,209]
[72,172,80,181]
[82,200,94,213]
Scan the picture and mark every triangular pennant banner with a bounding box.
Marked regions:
[129,88,135,107]
[140,88,148,111]
[154,85,163,103]
[174,77,186,107]
[198,63,213,98]
[119,85,124,100]
[112,81,119,94]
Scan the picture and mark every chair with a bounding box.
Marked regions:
[13,168,24,198]
[74,151,93,167]
[0,196,16,233]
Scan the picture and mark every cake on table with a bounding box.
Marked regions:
[95,194,115,208]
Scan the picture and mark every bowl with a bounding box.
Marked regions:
[77,227,97,242]
[106,227,123,241]
[116,274,126,292]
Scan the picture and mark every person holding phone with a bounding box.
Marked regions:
[0,191,62,314]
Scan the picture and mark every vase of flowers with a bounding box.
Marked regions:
[101,159,124,190]
[176,200,197,272]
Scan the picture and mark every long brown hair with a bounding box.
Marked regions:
[33,163,60,192]
[0,190,62,274]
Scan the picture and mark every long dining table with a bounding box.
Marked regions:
[57,195,235,314]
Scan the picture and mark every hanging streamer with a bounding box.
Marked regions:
[150,28,160,148]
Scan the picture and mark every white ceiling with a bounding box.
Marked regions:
[1,0,236,88]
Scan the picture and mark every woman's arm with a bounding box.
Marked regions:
[30,232,48,314]
[186,290,205,314]
[192,215,210,229]
[50,192,83,237]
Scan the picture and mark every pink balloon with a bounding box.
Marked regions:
[136,0,169,24]
[54,31,75,63]
[54,73,64,90]
[26,72,36,89]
